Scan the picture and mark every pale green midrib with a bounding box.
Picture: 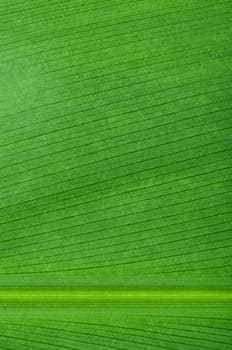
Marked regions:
[0,290,231,302]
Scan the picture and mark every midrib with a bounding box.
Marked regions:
[0,290,231,303]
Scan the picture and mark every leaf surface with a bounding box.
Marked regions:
[0,0,231,348]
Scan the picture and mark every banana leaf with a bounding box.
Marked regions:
[0,0,231,348]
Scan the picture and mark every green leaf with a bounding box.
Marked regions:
[0,0,231,348]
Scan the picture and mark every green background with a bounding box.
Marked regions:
[0,0,231,348]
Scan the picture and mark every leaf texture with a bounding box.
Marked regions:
[0,0,231,348]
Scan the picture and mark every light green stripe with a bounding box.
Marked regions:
[0,290,231,303]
